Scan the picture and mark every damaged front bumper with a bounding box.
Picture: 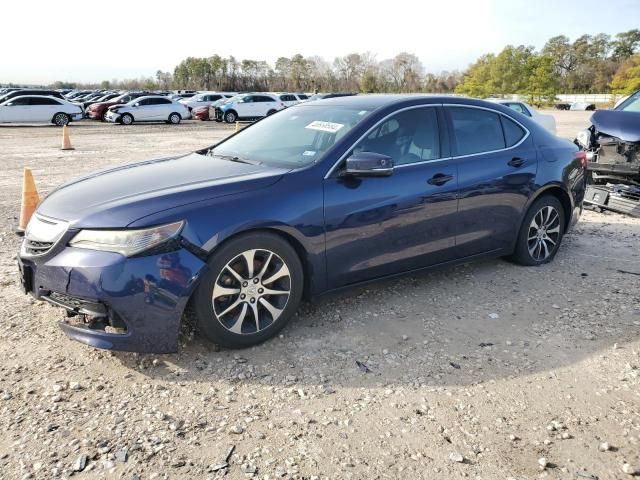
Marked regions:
[18,233,206,353]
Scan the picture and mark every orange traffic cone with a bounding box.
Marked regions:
[235,121,240,132]
[61,125,74,150]
[18,167,40,234]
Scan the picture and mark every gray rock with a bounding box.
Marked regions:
[73,454,88,472]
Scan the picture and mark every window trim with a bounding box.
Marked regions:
[443,104,530,159]
[324,104,447,179]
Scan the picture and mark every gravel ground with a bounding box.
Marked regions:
[0,112,639,480]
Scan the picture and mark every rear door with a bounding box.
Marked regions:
[154,98,173,120]
[30,97,61,122]
[255,95,279,116]
[445,105,538,256]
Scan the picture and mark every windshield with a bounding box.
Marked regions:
[210,105,370,168]
[617,91,640,112]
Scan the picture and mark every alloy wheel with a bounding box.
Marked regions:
[54,113,69,126]
[212,248,291,335]
[527,205,561,262]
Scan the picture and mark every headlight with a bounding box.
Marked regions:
[575,129,592,149]
[69,221,184,257]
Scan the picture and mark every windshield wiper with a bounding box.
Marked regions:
[208,152,256,165]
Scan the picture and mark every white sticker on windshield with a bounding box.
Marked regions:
[305,120,344,133]
[302,150,316,156]
[358,110,368,116]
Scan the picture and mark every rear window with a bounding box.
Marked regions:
[449,107,505,156]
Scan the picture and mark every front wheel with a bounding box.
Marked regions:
[511,195,565,266]
[193,232,303,348]
[224,111,237,123]
[52,113,70,126]
[120,113,133,125]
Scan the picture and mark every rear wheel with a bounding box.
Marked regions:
[511,195,565,266]
[52,113,70,126]
[193,232,303,348]
[120,113,133,125]
[168,112,181,124]
[267,109,277,116]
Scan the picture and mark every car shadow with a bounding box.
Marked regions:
[110,211,640,389]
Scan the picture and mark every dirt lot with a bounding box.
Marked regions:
[0,111,639,480]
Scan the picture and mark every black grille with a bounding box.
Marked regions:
[44,291,107,317]
[24,239,55,255]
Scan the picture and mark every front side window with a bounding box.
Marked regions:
[211,105,370,168]
[617,91,640,112]
[352,107,440,165]
[7,97,31,106]
[449,107,505,156]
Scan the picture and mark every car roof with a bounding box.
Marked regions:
[3,95,63,101]
[135,95,171,101]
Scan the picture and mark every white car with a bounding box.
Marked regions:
[105,96,190,125]
[272,92,308,107]
[215,93,285,123]
[180,92,236,110]
[487,99,557,135]
[0,95,83,126]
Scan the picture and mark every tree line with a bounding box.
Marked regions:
[44,29,640,102]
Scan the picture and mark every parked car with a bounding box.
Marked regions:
[105,96,190,125]
[306,92,357,102]
[86,92,151,120]
[0,95,83,125]
[570,102,596,111]
[487,99,557,134]
[0,89,65,104]
[18,95,586,353]
[191,105,211,121]
[214,93,284,123]
[179,92,236,110]
[81,92,118,109]
[272,93,305,107]
[575,89,640,215]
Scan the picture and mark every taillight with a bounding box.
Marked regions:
[576,150,587,169]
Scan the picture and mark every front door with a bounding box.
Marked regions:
[0,97,31,122]
[445,105,538,255]
[324,106,459,288]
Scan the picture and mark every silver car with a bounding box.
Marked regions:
[105,96,191,125]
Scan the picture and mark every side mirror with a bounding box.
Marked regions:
[132,103,139,107]
[343,152,394,177]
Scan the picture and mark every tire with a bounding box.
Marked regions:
[168,112,181,124]
[267,109,277,116]
[193,232,303,348]
[52,113,70,126]
[101,110,109,122]
[120,113,133,125]
[511,195,565,266]
[224,110,237,123]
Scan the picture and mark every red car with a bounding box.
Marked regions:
[86,92,150,121]
[191,105,210,121]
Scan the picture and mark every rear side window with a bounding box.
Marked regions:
[156,98,171,104]
[501,115,526,147]
[255,96,275,102]
[449,107,505,156]
[280,95,296,102]
[297,94,308,100]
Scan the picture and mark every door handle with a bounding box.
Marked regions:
[508,157,525,168]
[427,173,454,186]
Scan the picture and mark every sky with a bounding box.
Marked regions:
[2,0,640,85]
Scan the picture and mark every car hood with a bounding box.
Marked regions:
[37,153,289,228]
[591,110,640,143]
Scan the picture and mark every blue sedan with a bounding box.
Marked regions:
[18,95,587,353]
